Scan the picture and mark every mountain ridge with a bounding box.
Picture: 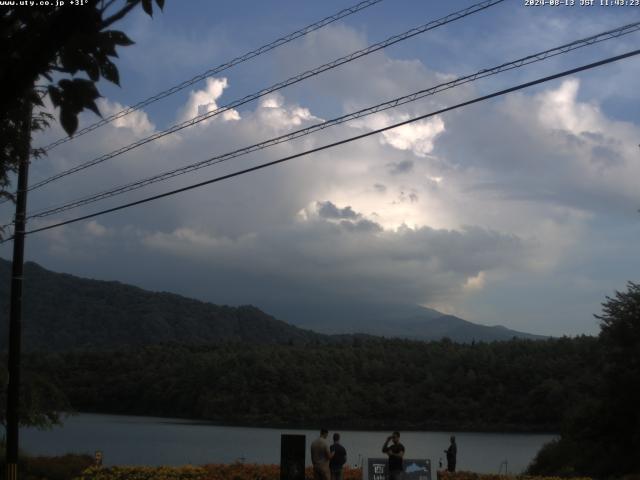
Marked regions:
[0,258,543,350]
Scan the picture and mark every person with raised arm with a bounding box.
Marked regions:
[382,431,405,480]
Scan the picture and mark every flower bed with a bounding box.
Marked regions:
[74,465,209,480]
[74,464,600,480]
[74,464,364,480]
[436,471,593,480]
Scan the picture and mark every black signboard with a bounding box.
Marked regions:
[281,434,306,480]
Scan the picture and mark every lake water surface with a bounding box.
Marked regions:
[22,414,555,474]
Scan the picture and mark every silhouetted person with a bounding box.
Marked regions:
[382,431,405,480]
[330,432,347,480]
[444,435,457,472]
[311,428,333,480]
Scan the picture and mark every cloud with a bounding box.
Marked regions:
[98,99,156,137]
[535,79,601,136]
[179,77,240,123]
[13,74,561,323]
[310,202,382,233]
[316,201,361,220]
[388,160,414,175]
[256,94,322,131]
[84,220,109,237]
[339,218,383,233]
[135,207,526,308]
[144,227,248,251]
[353,112,445,157]
[380,116,445,157]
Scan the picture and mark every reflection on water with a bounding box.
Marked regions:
[22,413,555,474]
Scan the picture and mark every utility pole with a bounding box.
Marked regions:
[5,99,32,480]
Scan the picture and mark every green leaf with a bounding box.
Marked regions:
[60,107,79,136]
[58,48,81,75]
[55,79,102,133]
[99,32,119,57]
[108,30,134,46]
[100,59,120,86]
[83,55,100,82]
[141,0,153,16]
[155,0,165,9]
[85,99,102,117]
[47,86,62,107]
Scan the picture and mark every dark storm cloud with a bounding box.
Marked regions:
[339,218,383,233]
[387,160,414,175]
[317,201,361,220]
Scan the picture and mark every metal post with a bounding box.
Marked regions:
[5,100,32,480]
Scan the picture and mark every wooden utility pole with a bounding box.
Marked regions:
[5,100,32,480]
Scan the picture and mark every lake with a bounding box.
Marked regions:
[21,414,555,474]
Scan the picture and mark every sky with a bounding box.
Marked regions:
[2,0,640,336]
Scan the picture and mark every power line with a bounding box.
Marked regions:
[22,21,640,221]
[11,48,639,240]
[38,0,385,153]
[26,0,505,192]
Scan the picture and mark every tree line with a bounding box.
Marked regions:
[17,336,598,433]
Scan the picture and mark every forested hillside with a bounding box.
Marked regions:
[0,260,326,350]
[23,336,598,432]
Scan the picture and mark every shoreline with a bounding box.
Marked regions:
[62,411,560,435]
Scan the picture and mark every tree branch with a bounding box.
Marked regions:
[101,1,138,29]
[100,0,119,14]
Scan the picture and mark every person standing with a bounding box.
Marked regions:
[311,428,333,480]
[382,431,405,480]
[330,432,347,480]
[444,435,457,472]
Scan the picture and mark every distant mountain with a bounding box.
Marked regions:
[368,309,545,342]
[269,301,545,342]
[0,259,327,351]
[0,258,543,351]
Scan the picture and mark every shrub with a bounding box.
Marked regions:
[23,454,95,480]
[75,465,208,480]
[73,464,364,480]
[436,471,592,480]
[0,452,94,480]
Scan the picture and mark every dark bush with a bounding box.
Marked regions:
[0,447,93,480]
[526,438,579,477]
[23,453,94,480]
